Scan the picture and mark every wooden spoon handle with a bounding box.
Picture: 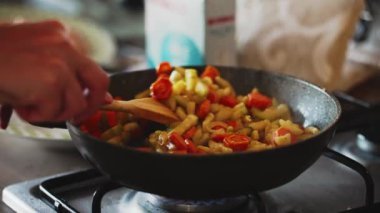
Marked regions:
[100,100,133,112]
[100,98,179,125]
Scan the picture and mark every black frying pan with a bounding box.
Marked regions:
[67,66,341,199]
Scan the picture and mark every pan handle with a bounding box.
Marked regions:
[0,105,68,129]
[30,121,67,129]
[333,92,380,132]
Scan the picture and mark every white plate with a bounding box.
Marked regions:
[1,114,71,140]
[0,4,117,66]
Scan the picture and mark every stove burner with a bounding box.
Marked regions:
[332,132,380,166]
[138,193,250,213]
[357,134,380,155]
[357,126,380,155]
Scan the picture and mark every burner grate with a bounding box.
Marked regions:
[38,148,376,213]
[333,92,380,163]
[323,148,374,206]
[39,170,263,213]
[39,169,106,213]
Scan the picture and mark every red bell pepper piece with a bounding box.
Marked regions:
[184,139,198,153]
[80,111,102,136]
[150,77,172,100]
[207,88,218,103]
[273,127,297,143]
[183,126,197,139]
[196,99,211,119]
[156,61,172,76]
[225,120,238,130]
[169,132,188,150]
[157,73,170,80]
[246,91,272,109]
[219,95,238,108]
[211,134,230,142]
[104,111,118,127]
[201,65,220,80]
[211,121,228,130]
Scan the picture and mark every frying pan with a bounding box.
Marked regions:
[67,66,341,199]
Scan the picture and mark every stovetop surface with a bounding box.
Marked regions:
[2,131,380,213]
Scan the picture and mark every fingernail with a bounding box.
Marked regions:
[104,92,113,104]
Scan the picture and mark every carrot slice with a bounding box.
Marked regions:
[223,134,250,151]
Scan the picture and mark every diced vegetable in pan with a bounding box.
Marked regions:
[80,62,320,154]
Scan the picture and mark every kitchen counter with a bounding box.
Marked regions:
[0,133,89,212]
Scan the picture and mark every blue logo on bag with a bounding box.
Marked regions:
[160,33,204,66]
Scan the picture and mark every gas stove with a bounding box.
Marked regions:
[2,94,380,213]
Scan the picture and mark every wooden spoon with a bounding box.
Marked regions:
[100,98,179,125]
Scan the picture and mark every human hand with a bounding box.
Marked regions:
[0,20,111,123]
